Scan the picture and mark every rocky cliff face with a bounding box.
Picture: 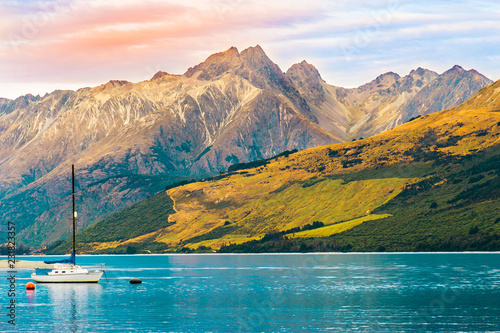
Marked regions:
[0,45,493,246]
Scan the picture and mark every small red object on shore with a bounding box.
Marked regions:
[26,282,36,290]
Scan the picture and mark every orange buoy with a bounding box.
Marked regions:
[26,282,36,290]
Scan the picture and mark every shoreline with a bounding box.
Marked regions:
[1,251,499,259]
[0,260,54,269]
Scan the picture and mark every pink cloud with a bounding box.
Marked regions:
[0,0,324,91]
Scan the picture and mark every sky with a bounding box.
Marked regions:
[0,0,499,99]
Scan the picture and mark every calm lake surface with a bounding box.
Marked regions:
[1,253,499,332]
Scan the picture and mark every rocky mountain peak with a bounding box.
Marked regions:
[0,93,41,115]
[208,45,241,63]
[286,60,323,83]
[151,71,171,80]
[239,45,266,61]
[409,67,435,77]
[182,44,287,92]
[450,64,464,72]
[442,65,491,83]
[399,67,439,90]
[357,72,400,93]
[91,80,130,94]
[234,46,314,121]
[239,45,282,77]
[410,67,424,75]
[234,45,288,90]
[225,46,239,54]
[440,65,492,81]
[376,72,400,84]
[442,65,472,77]
[184,46,242,80]
[285,60,325,105]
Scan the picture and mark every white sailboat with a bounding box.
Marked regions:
[31,165,104,283]
[31,262,104,283]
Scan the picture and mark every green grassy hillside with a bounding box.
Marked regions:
[47,191,176,254]
[220,146,500,252]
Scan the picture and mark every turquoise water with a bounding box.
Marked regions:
[1,253,500,332]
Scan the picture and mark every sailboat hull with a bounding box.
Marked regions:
[31,264,104,283]
[32,271,103,283]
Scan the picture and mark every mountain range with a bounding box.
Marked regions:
[50,77,500,254]
[0,45,493,247]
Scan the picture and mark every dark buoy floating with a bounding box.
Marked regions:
[130,278,142,284]
[26,282,36,290]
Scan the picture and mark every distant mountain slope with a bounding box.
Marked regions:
[398,65,493,122]
[0,45,493,247]
[288,63,492,140]
[51,79,500,254]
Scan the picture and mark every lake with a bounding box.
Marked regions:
[1,253,499,332]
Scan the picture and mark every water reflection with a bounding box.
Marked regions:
[44,284,103,332]
[26,290,36,305]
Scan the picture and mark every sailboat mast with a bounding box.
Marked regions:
[72,164,76,261]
